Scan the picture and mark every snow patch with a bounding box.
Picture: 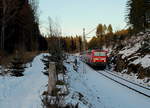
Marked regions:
[131,55,150,68]
[0,53,48,108]
[119,43,141,59]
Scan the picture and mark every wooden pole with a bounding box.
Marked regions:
[83,28,86,51]
[48,62,57,95]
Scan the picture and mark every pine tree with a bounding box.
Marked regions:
[103,24,107,34]
[96,24,104,37]
[144,0,150,29]
[126,0,150,32]
[0,0,47,53]
[78,36,82,52]
[107,24,113,34]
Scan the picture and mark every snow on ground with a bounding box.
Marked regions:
[110,69,150,87]
[131,55,150,68]
[64,55,150,108]
[114,53,150,86]
[119,43,141,59]
[99,70,150,96]
[0,53,48,108]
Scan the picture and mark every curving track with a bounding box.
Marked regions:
[90,66,150,98]
[98,70,150,97]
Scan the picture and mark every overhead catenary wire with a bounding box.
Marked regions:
[85,27,97,36]
[85,25,128,37]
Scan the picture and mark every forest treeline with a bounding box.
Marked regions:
[47,36,83,53]
[0,0,48,53]
[0,0,149,54]
[46,0,150,53]
[46,17,83,53]
[88,24,129,49]
[48,0,150,52]
[88,0,150,49]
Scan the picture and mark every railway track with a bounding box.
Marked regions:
[104,70,150,90]
[87,64,150,98]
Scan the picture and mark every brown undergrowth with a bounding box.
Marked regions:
[0,51,40,66]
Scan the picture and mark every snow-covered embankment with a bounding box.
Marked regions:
[0,53,48,108]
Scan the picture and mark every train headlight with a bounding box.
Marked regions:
[93,58,98,62]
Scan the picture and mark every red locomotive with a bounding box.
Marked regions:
[81,49,108,68]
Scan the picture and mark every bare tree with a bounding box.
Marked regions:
[47,17,63,61]
[48,17,62,37]
[48,17,54,37]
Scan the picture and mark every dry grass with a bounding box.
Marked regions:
[21,51,39,64]
[0,51,12,66]
[0,51,40,66]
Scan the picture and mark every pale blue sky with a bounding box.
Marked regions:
[39,0,127,36]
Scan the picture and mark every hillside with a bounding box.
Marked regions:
[110,32,150,85]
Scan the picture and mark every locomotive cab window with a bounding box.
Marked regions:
[94,52,106,56]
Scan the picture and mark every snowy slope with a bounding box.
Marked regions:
[112,32,150,84]
[119,43,141,59]
[64,55,150,108]
[131,55,150,68]
[0,54,48,108]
